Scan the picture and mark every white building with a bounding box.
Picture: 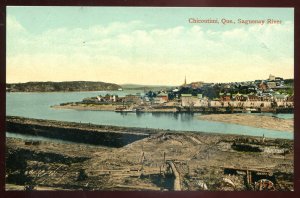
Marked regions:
[269,74,275,81]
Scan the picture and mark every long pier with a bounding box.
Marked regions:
[6,116,151,148]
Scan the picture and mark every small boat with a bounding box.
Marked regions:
[115,109,137,113]
[115,107,136,113]
[243,108,258,113]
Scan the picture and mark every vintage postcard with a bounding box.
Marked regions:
[5,6,294,191]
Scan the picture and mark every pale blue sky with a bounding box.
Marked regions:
[7,7,294,85]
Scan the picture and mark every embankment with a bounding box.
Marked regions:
[6,116,151,148]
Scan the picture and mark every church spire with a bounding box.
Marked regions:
[184,75,187,86]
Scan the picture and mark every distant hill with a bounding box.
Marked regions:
[6,81,122,92]
[121,84,175,91]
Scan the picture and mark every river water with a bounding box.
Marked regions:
[6,91,293,139]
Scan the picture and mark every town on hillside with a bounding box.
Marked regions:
[69,74,294,114]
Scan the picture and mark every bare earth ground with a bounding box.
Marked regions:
[6,131,293,191]
[198,114,293,132]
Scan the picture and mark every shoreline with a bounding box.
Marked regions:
[52,104,294,132]
[51,102,294,114]
[6,116,293,143]
[198,114,293,132]
[52,104,179,113]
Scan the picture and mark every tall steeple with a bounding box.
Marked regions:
[184,75,187,86]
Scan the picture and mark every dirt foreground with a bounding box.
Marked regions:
[6,131,293,191]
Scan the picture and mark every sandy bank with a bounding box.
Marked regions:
[198,114,293,132]
[52,104,120,111]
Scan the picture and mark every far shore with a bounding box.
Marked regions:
[6,90,123,93]
[198,114,293,132]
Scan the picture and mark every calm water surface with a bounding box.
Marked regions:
[6,92,293,139]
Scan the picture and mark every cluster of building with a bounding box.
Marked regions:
[83,93,141,104]
[179,74,294,108]
[83,92,169,105]
[181,93,293,108]
[83,74,294,109]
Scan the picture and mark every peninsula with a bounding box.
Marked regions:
[6,81,122,92]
